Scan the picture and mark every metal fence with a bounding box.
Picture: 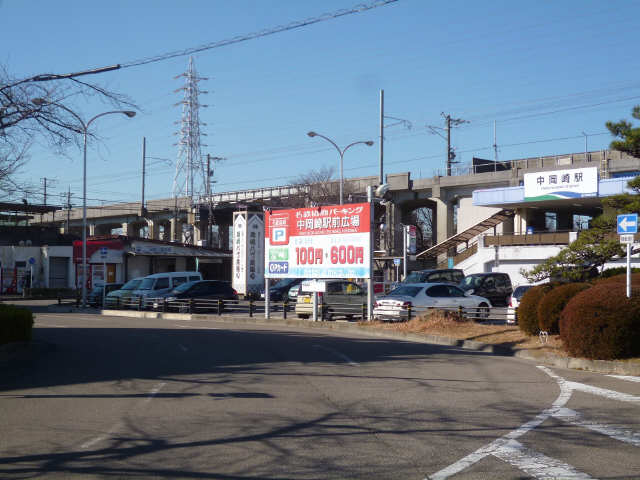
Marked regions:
[98,296,517,324]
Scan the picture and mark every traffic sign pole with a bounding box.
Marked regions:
[627,243,631,299]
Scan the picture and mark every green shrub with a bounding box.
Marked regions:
[0,304,35,345]
[594,272,640,285]
[560,284,640,360]
[599,267,640,279]
[518,284,554,336]
[537,283,591,334]
[25,288,77,298]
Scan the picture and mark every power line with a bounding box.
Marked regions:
[120,1,399,69]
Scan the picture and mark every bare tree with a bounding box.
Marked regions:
[0,64,136,201]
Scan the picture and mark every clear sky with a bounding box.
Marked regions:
[2,0,640,208]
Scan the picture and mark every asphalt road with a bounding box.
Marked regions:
[1,312,639,479]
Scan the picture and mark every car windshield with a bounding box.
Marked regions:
[460,276,484,289]
[172,281,198,294]
[273,278,296,289]
[513,286,532,298]
[403,272,428,283]
[387,286,422,297]
[121,279,142,290]
[138,278,155,290]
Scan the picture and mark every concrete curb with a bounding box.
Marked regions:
[40,306,640,377]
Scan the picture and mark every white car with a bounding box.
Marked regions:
[373,282,492,321]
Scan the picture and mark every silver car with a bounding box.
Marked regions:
[373,282,492,321]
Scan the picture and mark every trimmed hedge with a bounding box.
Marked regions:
[0,304,34,345]
[537,283,591,334]
[560,284,640,360]
[518,284,554,336]
[599,267,640,279]
[595,272,640,286]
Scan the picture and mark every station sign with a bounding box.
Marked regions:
[264,203,371,279]
[524,167,598,202]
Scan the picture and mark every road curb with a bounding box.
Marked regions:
[54,308,640,377]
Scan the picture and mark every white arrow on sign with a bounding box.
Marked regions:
[619,217,637,232]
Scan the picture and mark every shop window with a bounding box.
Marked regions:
[544,212,557,232]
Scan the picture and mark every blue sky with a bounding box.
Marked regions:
[2,0,640,207]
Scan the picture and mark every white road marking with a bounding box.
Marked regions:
[492,439,595,479]
[553,407,640,447]
[80,381,166,449]
[426,365,638,480]
[313,344,359,366]
[567,380,640,404]
[178,343,188,352]
[174,324,218,330]
[607,374,640,383]
[35,324,68,328]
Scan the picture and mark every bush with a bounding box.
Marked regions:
[537,283,591,334]
[518,284,554,335]
[594,272,640,285]
[25,288,77,298]
[599,267,640,279]
[560,284,640,360]
[0,304,35,345]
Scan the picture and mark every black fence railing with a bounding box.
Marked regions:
[97,296,517,324]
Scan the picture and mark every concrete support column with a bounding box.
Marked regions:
[170,218,179,242]
[434,198,454,265]
[121,222,132,237]
[218,224,230,250]
[89,224,96,236]
[146,219,160,240]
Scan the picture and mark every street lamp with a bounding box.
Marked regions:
[307,131,374,205]
[32,98,136,308]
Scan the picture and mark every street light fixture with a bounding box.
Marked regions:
[31,98,136,308]
[307,131,374,205]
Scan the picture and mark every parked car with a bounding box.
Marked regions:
[509,285,534,309]
[131,271,203,308]
[373,282,492,321]
[392,269,465,289]
[260,278,305,302]
[104,277,144,308]
[87,283,123,307]
[295,279,366,320]
[458,272,513,307]
[151,280,238,312]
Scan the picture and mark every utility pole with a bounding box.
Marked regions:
[427,113,468,176]
[141,137,147,217]
[66,187,72,233]
[493,120,498,172]
[205,154,224,246]
[444,113,468,176]
[379,89,384,185]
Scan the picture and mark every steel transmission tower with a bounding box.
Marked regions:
[173,56,208,204]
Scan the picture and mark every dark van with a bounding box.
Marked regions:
[459,272,513,307]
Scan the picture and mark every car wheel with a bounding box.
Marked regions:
[477,303,490,320]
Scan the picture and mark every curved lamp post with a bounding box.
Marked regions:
[307,131,373,205]
[32,98,136,308]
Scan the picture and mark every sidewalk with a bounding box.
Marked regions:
[3,300,639,376]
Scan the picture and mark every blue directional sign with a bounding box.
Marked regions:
[617,214,638,234]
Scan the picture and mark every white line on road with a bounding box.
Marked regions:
[567,380,640,404]
[178,343,188,352]
[492,439,595,479]
[174,324,218,329]
[35,324,68,328]
[553,407,640,447]
[80,381,166,449]
[607,374,640,383]
[313,344,359,366]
